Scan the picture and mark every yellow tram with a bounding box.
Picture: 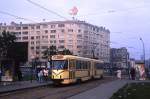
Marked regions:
[51,55,104,84]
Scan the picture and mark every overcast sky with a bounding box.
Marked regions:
[0,0,150,59]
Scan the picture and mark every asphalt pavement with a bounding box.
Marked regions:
[68,79,128,99]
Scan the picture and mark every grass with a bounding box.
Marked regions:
[110,82,150,99]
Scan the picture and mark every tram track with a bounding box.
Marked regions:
[0,77,115,99]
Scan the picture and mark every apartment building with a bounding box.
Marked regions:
[110,47,129,69]
[0,20,110,62]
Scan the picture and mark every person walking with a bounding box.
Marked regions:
[117,69,122,79]
[130,68,135,80]
[38,70,43,83]
[43,68,49,81]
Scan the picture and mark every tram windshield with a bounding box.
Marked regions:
[52,60,68,69]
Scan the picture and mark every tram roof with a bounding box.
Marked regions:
[52,55,103,62]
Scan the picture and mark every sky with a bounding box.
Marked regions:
[0,0,150,59]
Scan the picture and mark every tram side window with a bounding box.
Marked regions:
[82,61,85,69]
[76,60,81,69]
[69,60,75,69]
[96,63,103,69]
[85,61,88,69]
[87,61,91,69]
[82,61,88,69]
[76,60,88,69]
[100,63,104,69]
[81,61,85,69]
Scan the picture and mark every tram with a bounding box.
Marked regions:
[51,55,104,84]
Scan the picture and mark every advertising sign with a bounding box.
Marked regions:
[1,76,13,81]
[135,63,146,80]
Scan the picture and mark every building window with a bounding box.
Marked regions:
[77,34,82,38]
[45,30,48,34]
[31,36,34,40]
[58,24,65,27]
[31,41,34,45]
[59,40,65,43]
[22,36,28,40]
[43,24,48,28]
[50,35,55,38]
[51,25,55,28]
[36,46,40,49]
[23,26,28,29]
[77,45,82,48]
[67,45,73,48]
[77,40,82,43]
[14,32,21,35]
[78,29,81,32]
[31,26,34,29]
[16,27,21,30]
[22,31,28,35]
[54,40,56,43]
[36,41,40,44]
[36,26,40,29]
[16,37,21,40]
[68,29,73,32]
[41,46,48,49]
[8,26,14,30]
[50,40,53,43]
[31,46,34,50]
[36,31,40,34]
[58,45,64,49]
[51,30,56,33]
[68,40,73,43]
[50,40,56,43]
[36,36,40,39]
[42,36,48,39]
[35,51,39,54]
[61,29,64,32]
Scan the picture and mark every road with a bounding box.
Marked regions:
[0,77,115,99]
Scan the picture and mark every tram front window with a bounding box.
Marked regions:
[52,60,68,69]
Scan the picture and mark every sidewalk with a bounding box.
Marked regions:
[0,80,52,94]
[68,80,128,99]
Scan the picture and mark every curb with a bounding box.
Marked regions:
[0,82,52,95]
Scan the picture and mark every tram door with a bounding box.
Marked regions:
[90,61,94,77]
[69,59,75,79]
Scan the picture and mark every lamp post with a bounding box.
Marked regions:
[140,37,146,78]
[30,55,35,83]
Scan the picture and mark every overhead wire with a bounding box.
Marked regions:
[26,0,68,20]
[0,10,37,23]
[79,3,150,17]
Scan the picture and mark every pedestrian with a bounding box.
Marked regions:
[43,68,49,81]
[130,68,135,80]
[135,67,140,80]
[38,70,43,82]
[117,69,122,79]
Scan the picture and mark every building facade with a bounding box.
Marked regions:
[0,20,110,62]
[110,47,129,69]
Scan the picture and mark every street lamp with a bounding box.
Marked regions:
[140,37,146,78]
[140,38,145,63]
[30,55,35,83]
